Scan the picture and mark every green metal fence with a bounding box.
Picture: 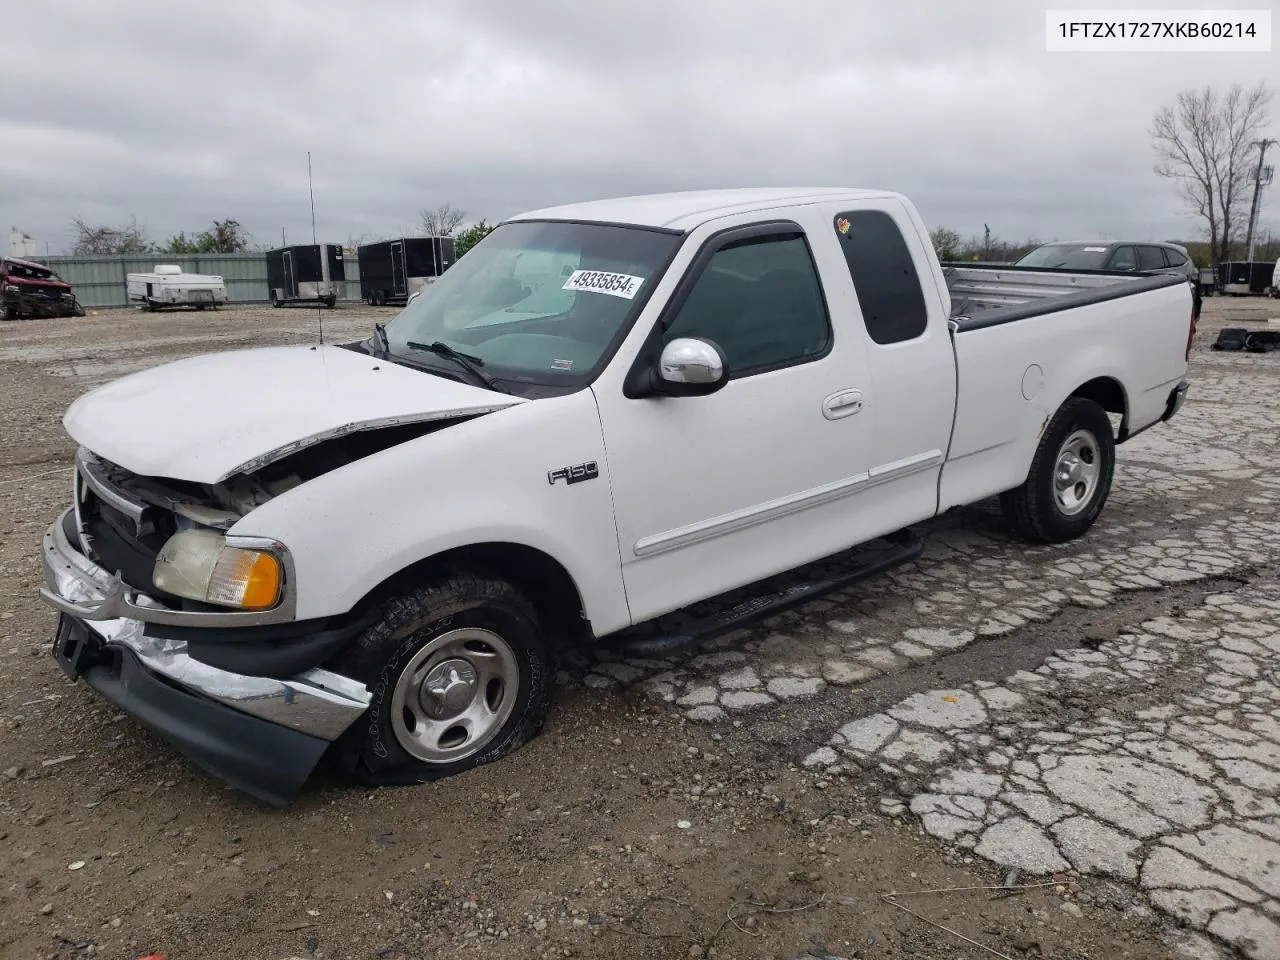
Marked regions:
[37,253,365,309]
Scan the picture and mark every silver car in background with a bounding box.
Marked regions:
[1015,240,1199,283]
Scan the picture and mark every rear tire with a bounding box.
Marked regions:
[270,291,281,308]
[333,571,552,787]
[1000,396,1115,544]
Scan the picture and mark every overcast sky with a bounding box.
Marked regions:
[2,0,1277,254]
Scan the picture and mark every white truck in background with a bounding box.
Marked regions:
[126,264,228,311]
[40,188,1195,805]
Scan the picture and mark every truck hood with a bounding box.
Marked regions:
[8,276,71,291]
[63,343,525,484]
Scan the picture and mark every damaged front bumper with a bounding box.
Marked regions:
[3,291,82,318]
[40,508,371,805]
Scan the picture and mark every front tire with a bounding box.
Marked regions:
[1000,397,1115,544]
[333,572,552,787]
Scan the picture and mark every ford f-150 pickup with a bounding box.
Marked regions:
[39,188,1195,804]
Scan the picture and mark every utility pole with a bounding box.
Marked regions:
[1244,138,1277,263]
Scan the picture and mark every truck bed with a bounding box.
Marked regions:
[942,264,1186,330]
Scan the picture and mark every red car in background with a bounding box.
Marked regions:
[1,257,85,320]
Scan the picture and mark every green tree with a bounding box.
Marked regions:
[164,219,252,254]
[454,220,495,259]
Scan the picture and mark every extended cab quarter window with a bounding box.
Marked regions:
[833,210,928,345]
[661,233,831,376]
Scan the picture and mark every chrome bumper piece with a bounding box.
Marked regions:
[40,510,369,741]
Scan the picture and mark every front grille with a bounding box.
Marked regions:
[75,451,179,599]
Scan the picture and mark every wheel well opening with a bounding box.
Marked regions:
[359,543,591,649]
[1071,376,1127,439]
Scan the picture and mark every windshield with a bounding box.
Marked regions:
[4,261,59,282]
[1014,244,1110,270]
[384,220,680,389]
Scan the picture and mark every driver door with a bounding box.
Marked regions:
[591,214,876,624]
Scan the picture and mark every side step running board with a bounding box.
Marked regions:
[606,529,923,660]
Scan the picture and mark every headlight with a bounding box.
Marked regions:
[153,529,283,610]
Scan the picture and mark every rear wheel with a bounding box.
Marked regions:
[324,294,337,309]
[333,572,552,787]
[270,291,281,308]
[1000,396,1115,543]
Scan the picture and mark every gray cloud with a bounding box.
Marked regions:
[1,0,1276,253]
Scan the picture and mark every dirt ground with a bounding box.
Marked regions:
[1,295,1278,960]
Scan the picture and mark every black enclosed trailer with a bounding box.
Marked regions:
[1217,260,1275,296]
[265,244,346,308]
[357,236,456,306]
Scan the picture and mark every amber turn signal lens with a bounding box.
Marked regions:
[207,548,282,610]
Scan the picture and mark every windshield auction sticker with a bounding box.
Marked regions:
[562,270,645,300]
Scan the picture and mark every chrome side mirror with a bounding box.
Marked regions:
[653,337,729,396]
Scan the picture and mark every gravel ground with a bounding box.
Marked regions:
[1,295,1279,960]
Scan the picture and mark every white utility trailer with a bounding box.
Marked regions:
[126,264,228,311]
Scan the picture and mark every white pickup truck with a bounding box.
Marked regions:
[40,188,1195,804]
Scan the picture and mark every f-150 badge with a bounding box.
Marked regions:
[548,461,599,485]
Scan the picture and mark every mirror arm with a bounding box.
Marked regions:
[622,350,662,399]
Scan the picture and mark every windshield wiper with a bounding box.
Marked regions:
[406,340,502,393]
[371,322,390,358]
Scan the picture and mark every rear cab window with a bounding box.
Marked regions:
[831,210,929,345]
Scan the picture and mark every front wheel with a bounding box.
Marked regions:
[1000,396,1115,543]
[333,572,552,787]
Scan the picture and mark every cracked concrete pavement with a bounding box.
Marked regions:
[562,308,1280,959]
[4,299,1279,958]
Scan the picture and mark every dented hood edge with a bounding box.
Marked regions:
[211,405,515,484]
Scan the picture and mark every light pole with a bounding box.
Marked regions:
[1244,138,1277,263]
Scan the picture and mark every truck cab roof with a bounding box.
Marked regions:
[507,187,900,233]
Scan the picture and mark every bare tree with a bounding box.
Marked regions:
[344,231,382,254]
[929,226,963,261]
[1152,82,1272,264]
[71,216,152,255]
[419,203,466,237]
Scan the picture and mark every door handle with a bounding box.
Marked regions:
[822,389,864,420]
